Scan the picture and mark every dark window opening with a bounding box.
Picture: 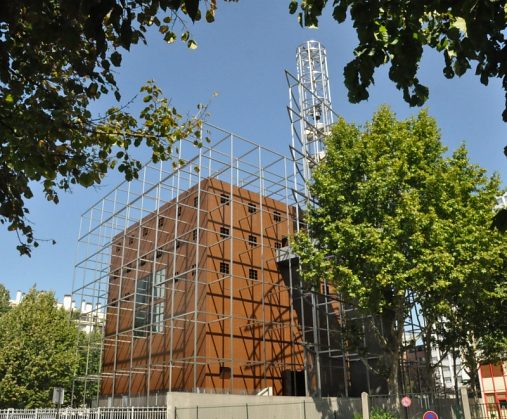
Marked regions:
[219,366,231,379]
[248,203,257,214]
[281,236,289,247]
[194,196,199,207]
[219,262,229,274]
[140,259,146,267]
[248,269,258,280]
[175,240,181,249]
[274,242,282,249]
[193,229,198,240]
[116,245,121,254]
[143,227,148,237]
[220,226,230,238]
[128,237,134,245]
[220,193,229,205]
[158,217,165,228]
[177,206,182,217]
[248,235,257,247]
[274,211,281,222]
[156,250,163,259]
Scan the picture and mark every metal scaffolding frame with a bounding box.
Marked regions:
[71,124,318,406]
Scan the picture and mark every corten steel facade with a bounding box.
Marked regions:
[71,127,325,405]
[101,177,303,397]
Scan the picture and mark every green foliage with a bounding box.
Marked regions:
[71,330,102,407]
[0,289,79,408]
[289,1,507,121]
[293,106,507,395]
[0,284,9,316]
[370,408,398,419]
[1,1,224,255]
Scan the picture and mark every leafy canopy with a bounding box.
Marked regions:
[0,289,79,408]
[293,107,507,395]
[0,284,9,316]
[0,0,233,255]
[289,0,507,121]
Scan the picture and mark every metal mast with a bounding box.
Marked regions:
[285,41,340,398]
[287,40,335,201]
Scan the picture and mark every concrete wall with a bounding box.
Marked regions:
[167,392,362,419]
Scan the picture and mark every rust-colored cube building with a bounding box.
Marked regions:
[101,178,307,399]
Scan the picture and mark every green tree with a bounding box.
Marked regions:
[0,289,79,408]
[293,107,507,398]
[1,0,219,255]
[0,284,9,316]
[289,0,507,121]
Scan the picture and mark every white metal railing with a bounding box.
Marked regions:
[0,407,167,419]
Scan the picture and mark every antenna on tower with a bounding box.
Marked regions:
[286,40,337,205]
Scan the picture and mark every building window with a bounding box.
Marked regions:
[281,236,289,247]
[220,193,229,205]
[274,211,281,222]
[194,196,199,207]
[175,240,181,249]
[274,242,282,249]
[193,229,198,240]
[248,235,257,247]
[177,206,182,217]
[143,227,148,237]
[128,237,134,245]
[156,250,163,259]
[134,269,166,336]
[248,203,257,214]
[140,259,146,267]
[158,217,165,228]
[220,226,230,238]
[219,262,229,274]
[248,269,258,280]
[219,365,231,379]
[115,245,121,254]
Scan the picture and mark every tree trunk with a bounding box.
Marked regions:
[380,300,405,410]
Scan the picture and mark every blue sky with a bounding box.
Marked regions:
[1,1,506,300]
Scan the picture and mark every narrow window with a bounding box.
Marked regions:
[274,211,281,222]
[193,196,199,207]
[143,227,148,237]
[220,193,229,205]
[274,242,282,249]
[128,237,134,245]
[158,217,165,228]
[156,250,163,259]
[116,245,121,254]
[177,206,182,217]
[193,229,198,240]
[220,226,230,238]
[248,235,257,247]
[175,240,181,249]
[219,262,229,274]
[248,269,258,280]
[248,203,257,214]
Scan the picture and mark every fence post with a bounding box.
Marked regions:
[460,387,472,419]
[35,408,39,419]
[361,392,369,419]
